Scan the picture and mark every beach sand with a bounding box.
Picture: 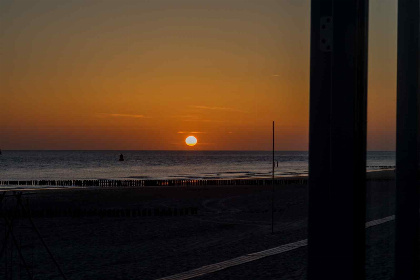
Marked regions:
[0,170,406,280]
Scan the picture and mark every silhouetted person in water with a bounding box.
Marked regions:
[119,154,124,161]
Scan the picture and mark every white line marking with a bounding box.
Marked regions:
[157,239,307,280]
[155,215,396,280]
[365,215,395,228]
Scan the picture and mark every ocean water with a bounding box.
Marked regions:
[0,151,395,181]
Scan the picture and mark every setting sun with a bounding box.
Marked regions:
[185,136,198,147]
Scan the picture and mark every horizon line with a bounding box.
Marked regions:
[0,149,396,152]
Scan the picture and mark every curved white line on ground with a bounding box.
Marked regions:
[365,215,395,228]
[155,215,396,280]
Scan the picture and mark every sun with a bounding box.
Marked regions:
[185,136,197,147]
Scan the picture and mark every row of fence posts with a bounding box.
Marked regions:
[0,207,198,218]
[0,178,309,187]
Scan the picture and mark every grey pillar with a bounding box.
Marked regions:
[308,1,369,280]
[395,1,420,280]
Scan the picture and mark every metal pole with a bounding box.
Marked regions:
[308,1,368,279]
[272,121,275,234]
[395,1,420,279]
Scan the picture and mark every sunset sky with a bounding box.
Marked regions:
[1,0,397,150]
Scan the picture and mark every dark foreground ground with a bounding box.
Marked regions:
[0,171,416,280]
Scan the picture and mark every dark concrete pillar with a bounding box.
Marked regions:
[395,1,420,280]
[308,1,369,280]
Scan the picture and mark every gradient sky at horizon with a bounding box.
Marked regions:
[1,0,397,150]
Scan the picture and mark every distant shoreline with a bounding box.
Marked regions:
[0,150,395,181]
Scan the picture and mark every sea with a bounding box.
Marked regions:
[0,151,395,181]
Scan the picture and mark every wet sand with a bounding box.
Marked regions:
[0,170,402,280]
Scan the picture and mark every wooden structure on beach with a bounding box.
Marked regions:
[0,178,308,188]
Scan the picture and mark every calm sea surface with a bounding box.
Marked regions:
[0,151,395,181]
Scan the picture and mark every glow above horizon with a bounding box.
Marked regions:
[0,0,397,151]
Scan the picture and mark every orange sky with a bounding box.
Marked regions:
[0,0,397,150]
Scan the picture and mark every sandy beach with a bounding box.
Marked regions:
[0,170,407,280]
